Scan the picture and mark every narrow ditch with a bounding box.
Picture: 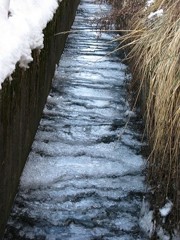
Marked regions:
[4,1,148,239]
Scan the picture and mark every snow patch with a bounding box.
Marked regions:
[146,0,155,7]
[0,0,60,87]
[0,0,10,18]
[159,200,173,217]
[124,110,136,118]
[148,9,164,19]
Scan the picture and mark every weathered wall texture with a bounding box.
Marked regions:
[0,0,80,237]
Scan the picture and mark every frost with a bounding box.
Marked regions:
[0,0,59,88]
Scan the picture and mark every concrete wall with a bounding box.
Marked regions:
[0,0,80,237]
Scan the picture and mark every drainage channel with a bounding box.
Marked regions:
[4,0,148,239]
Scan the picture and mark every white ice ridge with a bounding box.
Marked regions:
[0,0,62,88]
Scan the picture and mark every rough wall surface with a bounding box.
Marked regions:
[0,0,80,237]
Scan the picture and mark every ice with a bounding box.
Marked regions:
[20,152,145,189]
[5,1,148,239]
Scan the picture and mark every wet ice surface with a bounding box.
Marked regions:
[5,0,148,239]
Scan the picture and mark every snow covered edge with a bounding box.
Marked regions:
[0,0,62,88]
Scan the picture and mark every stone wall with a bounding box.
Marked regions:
[0,0,80,237]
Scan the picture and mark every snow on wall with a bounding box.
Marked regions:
[0,0,62,88]
[0,0,10,18]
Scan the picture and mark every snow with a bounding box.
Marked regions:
[146,0,164,20]
[0,0,10,18]
[146,0,155,7]
[139,198,177,239]
[148,9,164,19]
[124,110,136,118]
[159,200,173,217]
[0,0,61,88]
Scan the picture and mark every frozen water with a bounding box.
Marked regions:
[5,0,148,239]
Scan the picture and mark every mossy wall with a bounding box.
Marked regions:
[0,0,80,237]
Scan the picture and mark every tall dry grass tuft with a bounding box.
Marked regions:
[101,0,180,233]
[120,0,180,232]
[97,0,145,28]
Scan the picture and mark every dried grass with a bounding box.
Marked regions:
[122,0,180,232]
[97,0,146,28]
[102,0,180,233]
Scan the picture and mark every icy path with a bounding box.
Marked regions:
[5,1,148,239]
